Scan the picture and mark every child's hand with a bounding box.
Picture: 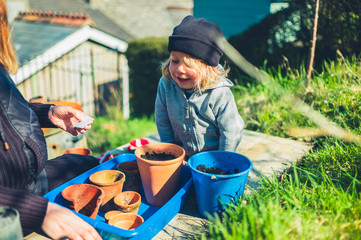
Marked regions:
[127,138,150,151]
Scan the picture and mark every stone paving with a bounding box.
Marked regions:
[152,130,313,239]
[25,130,312,240]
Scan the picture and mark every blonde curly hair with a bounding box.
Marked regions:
[161,53,229,92]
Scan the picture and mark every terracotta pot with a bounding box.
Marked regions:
[62,147,92,156]
[29,96,46,103]
[89,170,125,211]
[135,143,185,207]
[108,213,144,230]
[61,184,104,219]
[104,210,123,223]
[117,161,141,192]
[47,100,82,111]
[114,191,141,214]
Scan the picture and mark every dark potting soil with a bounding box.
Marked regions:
[196,164,239,175]
[141,151,176,161]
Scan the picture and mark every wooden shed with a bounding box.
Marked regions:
[11,11,129,118]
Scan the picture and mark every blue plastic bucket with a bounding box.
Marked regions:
[188,151,253,218]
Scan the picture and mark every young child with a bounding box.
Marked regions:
[155,15,244,158]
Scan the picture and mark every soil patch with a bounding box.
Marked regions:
[196,164,239,175]
[141,151,176,161]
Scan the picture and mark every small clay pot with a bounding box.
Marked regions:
[114,191,141,214]
[29,96,46,103]
[117,161,141,192]
[62,147,92,156]
[47,100,82,111]
[104,210,123,223]
[89,170,125,211]
[62,184,104,219]
[108,213,144,230]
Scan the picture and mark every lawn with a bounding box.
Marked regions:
[88,56,361,239]
[200,57,361,239]
[87,109,157,156]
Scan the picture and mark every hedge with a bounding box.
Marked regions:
[125,37,169,117]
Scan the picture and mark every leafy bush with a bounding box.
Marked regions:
[125,37,169,117]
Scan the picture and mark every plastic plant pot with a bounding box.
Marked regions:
[61,184,104,219]
[61,147,92,156]
[114,191,141,214]
[135,143,185,207]
[116,161,141,192]
[104,210,123,223]
[89,170,125,211]
[108,213,144,230]
[188,151,253,218]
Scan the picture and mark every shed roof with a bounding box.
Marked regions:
[11,19,127,84]
[28,0,134,41]
[13,21,79,65]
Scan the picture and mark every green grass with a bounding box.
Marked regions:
[202,138,361,240]
[87,107,157,156]
[200,57,361,239]
[87,56,361,239]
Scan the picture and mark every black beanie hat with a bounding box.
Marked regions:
[168,15,223,66]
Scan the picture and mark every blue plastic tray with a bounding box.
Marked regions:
[44,153,193,240]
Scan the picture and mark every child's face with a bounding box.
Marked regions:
[169,51,200,90]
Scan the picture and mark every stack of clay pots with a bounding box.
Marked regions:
[62,166,144,230]
[61,142,186,231]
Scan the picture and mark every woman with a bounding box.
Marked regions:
[0,1,102,239]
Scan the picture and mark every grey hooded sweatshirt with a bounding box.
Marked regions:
[155,75,244,157]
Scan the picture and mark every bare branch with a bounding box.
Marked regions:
[307,0,320,81]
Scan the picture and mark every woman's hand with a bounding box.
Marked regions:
[41,202,102,240]
[48,105,93,136]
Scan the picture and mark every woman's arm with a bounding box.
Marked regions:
[0,185,48,236]
[29,103,93,136]
[29,102,56,128]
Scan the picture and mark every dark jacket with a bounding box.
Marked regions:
[0,64,55,235]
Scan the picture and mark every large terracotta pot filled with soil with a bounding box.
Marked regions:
[89,170,125,211]
[114,191,141,214]
[117,161,141,192]
[188,151,253,218]
[61,184,104,219]
[135,143,185,207]
[108,213,144,230]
